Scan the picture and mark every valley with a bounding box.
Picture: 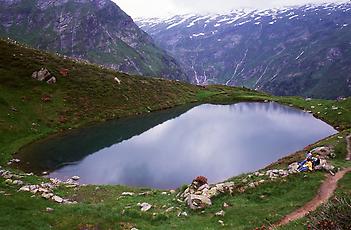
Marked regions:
[137,2,351,99]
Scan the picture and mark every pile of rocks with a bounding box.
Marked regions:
[0,167,78,204]
[310,146,335,159]
[18,177,79,204]
[265,169,290,179]
[32,68,56,84]
[177,177,235,210]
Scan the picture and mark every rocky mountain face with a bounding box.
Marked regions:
[0,0,188,81]
[137,2,351,99]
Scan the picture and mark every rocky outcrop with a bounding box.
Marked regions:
[32,68,56,84]
[178,176,234,210]
[0,166,77,204]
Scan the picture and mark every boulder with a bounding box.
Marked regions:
[31,68,57,84]
[186,194,212,210]
[32,68,51,81]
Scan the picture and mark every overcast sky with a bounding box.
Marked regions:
[113,0,348,18]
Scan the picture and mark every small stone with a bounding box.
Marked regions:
[121,192,135,196]
[131,228,138,230]
[42,193,54,199]
[161,192,168,195]
[165,207,174,213]
[71,176,80,181]
[248,182,255,188]
[12,180,24,185]
[42,171,48,175]
[169,190,176,194]
[3,174,13,179]
[46,207,54,212]
[223,202,229,208]
[218,220,225,226]
[5,179,13,184]
[114,77,121,84]
[46,76,56,84]
[19,186,31,192]
[177,211,188,217]
[139,202,152,212]
[215,210,225,216]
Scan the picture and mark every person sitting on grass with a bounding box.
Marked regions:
[298,158,313,172]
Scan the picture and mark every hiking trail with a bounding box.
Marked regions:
[272,167,351,228]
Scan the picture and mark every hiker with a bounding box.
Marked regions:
[298,158,313,172]
[312,155,321,167]
[297,152,321,172]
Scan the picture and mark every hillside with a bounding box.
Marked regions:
[0,38,272,165]
[0,0,188,81]
[137,2,351,99]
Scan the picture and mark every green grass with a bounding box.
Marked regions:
[0,39,350,229]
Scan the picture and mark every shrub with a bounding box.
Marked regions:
[307,196,351,230]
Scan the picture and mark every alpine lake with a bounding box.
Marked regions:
[16,102,337,189]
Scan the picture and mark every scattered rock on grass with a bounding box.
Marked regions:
[46,207,54,212]
[215,210,225,216]
[121,192,135,196]
[52,195,63,203]
[138,202,152,212]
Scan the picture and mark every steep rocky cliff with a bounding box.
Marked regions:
[137,2,351,99]
[0,0,188,80]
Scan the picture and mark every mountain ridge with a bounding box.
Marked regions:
[137,2,351,99]
[0,0,188,81]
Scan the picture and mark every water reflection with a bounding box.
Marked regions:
[17,103,337,189]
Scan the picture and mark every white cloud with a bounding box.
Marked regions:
[113,0,348,18]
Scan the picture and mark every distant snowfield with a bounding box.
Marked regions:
[136,2,350,32]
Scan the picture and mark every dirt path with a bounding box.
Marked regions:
[272,167,351,228]
[346,134,351,161]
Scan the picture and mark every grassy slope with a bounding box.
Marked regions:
[0,39,350,229]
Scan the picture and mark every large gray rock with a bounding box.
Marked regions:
[32,68,51,81]
[31,68,57,84]
[186,194,212,210]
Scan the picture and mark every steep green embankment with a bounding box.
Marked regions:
[0,39,350,229]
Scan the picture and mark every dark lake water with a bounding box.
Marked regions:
[17,102,337,189]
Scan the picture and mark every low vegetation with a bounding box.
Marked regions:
[0,39,350,229]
